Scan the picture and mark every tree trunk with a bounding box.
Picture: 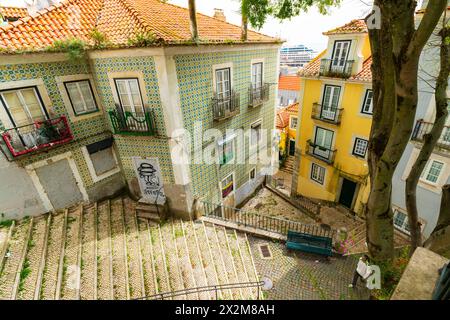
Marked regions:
[405,22,449,253]
[424,185,450,258]
[241,1,248,41]
[188,0,199,42]
[365,0,447,262]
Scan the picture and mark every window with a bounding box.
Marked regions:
[218,135,235,165]
[311,163,325,185]
[313,127,334,159]
[0,86,47,127]
[251,121,262,145]
[85,138,119,179]
[331,40,351,66]
[114,78,144,113]
[361,90,373,115]
[249,168,256,180]
[251,62,263,89]
[321,85,340,120]
[221,173,234,199]
[290,116,298,130]
[421,160,444,184]
[352,138,368,158]
[215,68,232,112]
[64,80,98,116]
[393,210,410,234]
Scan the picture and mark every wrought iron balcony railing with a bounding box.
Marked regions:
[412,120,450,150]
[319,59,354,78]
[306,139,337,164]
[212,90,240,121]
[311,103,343,124]
[248,83,270,107]
[108,109,156,136]
[1,116,73,158]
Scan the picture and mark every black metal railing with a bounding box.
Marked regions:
[412,120,450,150]
[212,90,240,121]
[201,201,336,240]
[248,83,270,107]
[433,263,449,300]
[319,59,354,78]
[306,139,337,164]
[134,280,265,300]
[108,109,156,136]
[1,116,73,158]
[311,103,343,124]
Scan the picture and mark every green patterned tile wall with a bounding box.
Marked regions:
[175,48,278,202]
[90,56,175,183]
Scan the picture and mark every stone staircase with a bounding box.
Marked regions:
[281,156,294,174]
[0,196,260,300]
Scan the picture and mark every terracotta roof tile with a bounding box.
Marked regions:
[276,103,299,129]
[298,50,325,77]
[285,102,299,114]
[349,57,372,82]
[278,75,301,91]
[0,6,28,20]
[0,0,279,52]
[323,19,367,35]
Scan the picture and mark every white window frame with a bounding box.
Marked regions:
[250,119,263,148]
[310,163,326,185]
[251,62,263,89]
[81,145,120,183]
[361,89,374,115]
[114,78,145,114]
[393,209,410,234]
[217,134,236,166]
[331,40,351,66]
[352,137,369,158]
[290,116,298,130]
[420,159,445,186]
[64,80,98,116]
[220,172,235,199]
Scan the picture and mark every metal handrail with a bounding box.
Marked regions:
[134,280,265,300]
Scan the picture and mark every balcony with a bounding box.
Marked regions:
[1,116,73,158]
[108,109,156,136]
[311,103,343,124]
[306,140,337,164]
[248,83,270,107]
[319,59,354,78]
[412,120,450,150]
[212,90,240,121]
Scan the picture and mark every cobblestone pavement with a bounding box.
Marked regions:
[249,236,371,300]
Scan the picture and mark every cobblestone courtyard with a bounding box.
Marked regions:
[249,237,371,300]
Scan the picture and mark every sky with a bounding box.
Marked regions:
[2,0,426,53]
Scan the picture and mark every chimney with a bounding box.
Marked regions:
[213,8,226,22]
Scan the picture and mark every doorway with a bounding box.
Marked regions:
[339,178,357,209]
[289,139,296,156]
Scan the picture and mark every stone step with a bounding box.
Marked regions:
[16,215,49,300]
[0,221,15,278]
[149,224,171,296]
[60,205,83,300]
[137,218,158,297]
[123,198,145,299]
[80,203,97,300]
[109,198,129,300]
[136,203,167,222]
[96,201,114,300]
[237,233,261,298]
[0,218,33,300]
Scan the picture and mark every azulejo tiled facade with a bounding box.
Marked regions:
[0,43,280,220]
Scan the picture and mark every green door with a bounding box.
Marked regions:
[339,178,357,209]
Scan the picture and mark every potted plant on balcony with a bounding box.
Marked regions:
[36,120,59,145]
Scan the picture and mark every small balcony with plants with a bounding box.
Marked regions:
[248,83,270,107]
[311,102,343,125]
[0,115,73,158]
[306,139,337,164]
[319,59,354,78]
[212,90,240,121]
[108,107,156,136]
[412,120,450,151]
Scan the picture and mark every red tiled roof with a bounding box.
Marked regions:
[323,19,367,35]
[0,0,278,52]
[0,6,28,20]
[349,57,372,82]
[298,50,325,78]
[276,103,299,129]
[278,75,300,91]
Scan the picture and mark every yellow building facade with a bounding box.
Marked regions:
[293,20,373,215]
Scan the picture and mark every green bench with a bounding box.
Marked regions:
[286,230,333,257]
